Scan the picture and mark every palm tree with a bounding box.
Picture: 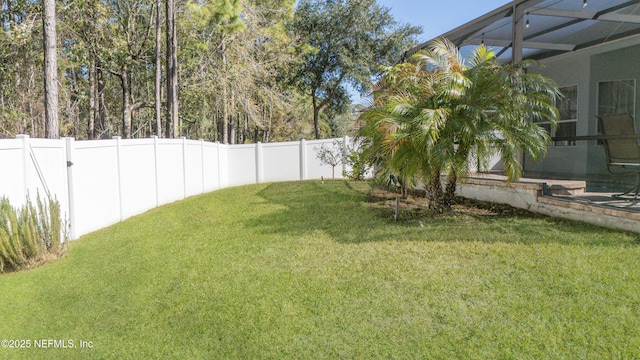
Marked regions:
[359,38,560,211]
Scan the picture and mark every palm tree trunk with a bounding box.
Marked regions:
[427,172,445,212]
[444,170,457,208]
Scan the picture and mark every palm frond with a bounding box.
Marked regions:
[357,36,560,198]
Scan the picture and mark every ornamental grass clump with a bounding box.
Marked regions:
[0,195,66,272]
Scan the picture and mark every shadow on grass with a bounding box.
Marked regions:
[245,181,639,247]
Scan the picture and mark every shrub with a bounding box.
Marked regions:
[342,140,372,181]
[314,139,372,181]
[0,195,67,272]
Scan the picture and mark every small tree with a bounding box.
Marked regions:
[342,138,372,181]
[315,140,348,180]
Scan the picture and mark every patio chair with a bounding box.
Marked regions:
[597,114,640,199]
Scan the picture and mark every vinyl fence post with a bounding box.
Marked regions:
[182,136,187,199]
[112,136,124,222]
[200,139,205,194]
[300,139,307,181]
[153,136,160,206]
[216,141,222,189]
[256,142,263,184]
[64,137,77,240]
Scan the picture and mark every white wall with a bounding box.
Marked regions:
[0,135,350,239]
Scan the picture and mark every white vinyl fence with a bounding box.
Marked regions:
[0,135,354,240]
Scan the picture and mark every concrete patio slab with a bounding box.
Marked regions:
[457,174,640,233]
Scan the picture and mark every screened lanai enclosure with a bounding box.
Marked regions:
[403,0,640,190]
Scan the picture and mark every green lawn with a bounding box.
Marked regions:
[0,181,638,359]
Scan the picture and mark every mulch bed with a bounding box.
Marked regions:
[365,187,537,221]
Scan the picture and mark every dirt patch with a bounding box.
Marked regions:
[365,187,536,221]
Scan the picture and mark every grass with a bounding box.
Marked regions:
[0,180,638,359]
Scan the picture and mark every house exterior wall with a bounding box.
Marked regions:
[524,35,640,180]
[525,49,590,176]
[588,43,640,175]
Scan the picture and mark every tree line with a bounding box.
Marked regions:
[0,0,420,143]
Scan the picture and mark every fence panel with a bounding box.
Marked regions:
[0,136,348,239]
[28,138,70,226]
[184,139,204,197]
[218,143,229,188]
[202,142,220,192]
[0,138,29,207]
[156,139,185,205]
[262,142,301,183]
[72,139,121,236]
[119,139,158,219]
[227,144,257,186]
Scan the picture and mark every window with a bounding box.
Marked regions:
[597,80,636,144]
[534,85,577,146]
[598,80,635,116]
[555,85,578,146]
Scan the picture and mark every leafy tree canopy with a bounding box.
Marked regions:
[289,0,421,139]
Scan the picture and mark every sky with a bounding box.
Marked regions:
[348,0,510,104]
[377,0,510,42]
